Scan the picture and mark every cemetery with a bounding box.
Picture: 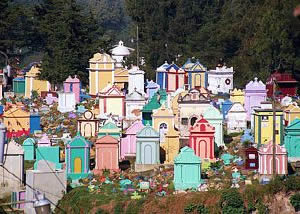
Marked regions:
[0,41,300,214]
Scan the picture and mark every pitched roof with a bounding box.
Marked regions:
[156,61,170,72]
[89,53,115,63]
[125,120,144,135]
[96,135,118,144]
[174,146,201,163]
[245,77,266,91]
[136,124,159,138]
[67,132,91,147]
[203,105,223,119]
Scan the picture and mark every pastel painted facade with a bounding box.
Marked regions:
[94,135,119,173]
[57,92,76,113]
[45,93,58,105]
[162,126,180,164]
[88,53,115,96]
[221,99,233,120]
[25,65,50,98]
[226,103,247,134]
[64,75,81,103]
[244,78,267,120]
[146,80,160,99]
[174,146,202,190]
[13,77,25,96]
[283,104,300,126]
[128,66,145,95]
[0,140,24,194]
[258,142,287,175]
[152,105,175,143]
[77,110,99,137]
[120,121,144,159]
[125,89,147,121]
[156,61,169,90]
[0,71,4,100]
[207,61,234,94]
[66,133,91,180]
[166,63,185,92]
[230,88,245,105]
[37,134,51,147]
[177,89,211,143]
[99,84,125,117]
[3,107,30,138]
[142,90,167,126]
[185,59,207,89]
[284,119,300,161]
[253,109,284,146]
[136,124,160,165]
[114,68,128,89]
[98,121,121,139]
[203,105,224,147]
[189,116,215,161]
[34,146,62,170]
[170,89,187,128]
[22,138,35,160]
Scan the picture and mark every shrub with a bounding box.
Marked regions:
[184,203,209,214]
[285,176,300,192]
[265,176,284,195]
[196,204,209,214]
[220,189,244,213]
[290,193,300,212]
[256,201,269,214]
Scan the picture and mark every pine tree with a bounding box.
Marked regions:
[36,0,110,86]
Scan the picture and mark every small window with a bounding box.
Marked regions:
[262,116,268,121]
[181,118,188,125]
[249,154,256,159]
[190,117,198,126]
[250,163,256,167]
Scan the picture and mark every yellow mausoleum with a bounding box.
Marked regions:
[283,104,300,126]
[25,65,50,98]
[88,53,115,96]
[230,88,245,105]
[253,108,284,146]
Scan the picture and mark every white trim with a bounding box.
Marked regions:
[96,63,99,94]
[30,77,33,97]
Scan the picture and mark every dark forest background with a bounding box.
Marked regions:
[0,0,299,87]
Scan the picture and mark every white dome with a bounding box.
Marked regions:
[111,41,130,56]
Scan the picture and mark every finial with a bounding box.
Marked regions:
[254,77,258,82]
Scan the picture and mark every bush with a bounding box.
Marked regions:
[265,176,284,195]
[220,189,244,213]
[256,201,269,214]
[290,193,300,212]
[285,176,300,192]
[184,203,209,214]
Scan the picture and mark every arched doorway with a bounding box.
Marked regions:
[159,123,168,142]
[144,145,152,164]
[74,157,82,173]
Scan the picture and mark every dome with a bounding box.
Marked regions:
[111,41,130,56]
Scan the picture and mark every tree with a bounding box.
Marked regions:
[36,0,111,86]
[125,0,300,86]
